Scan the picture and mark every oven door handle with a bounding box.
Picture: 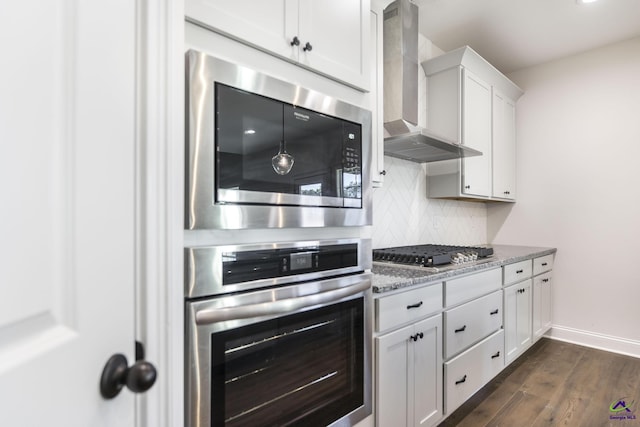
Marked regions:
[194,280,370,325]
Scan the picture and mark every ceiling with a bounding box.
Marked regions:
[415,0,640,74]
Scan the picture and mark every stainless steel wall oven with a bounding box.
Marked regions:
[185,239,373,427]
[185,50,372,230]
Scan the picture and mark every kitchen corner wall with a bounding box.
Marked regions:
[372,35,488,249]
[489,36,640,356]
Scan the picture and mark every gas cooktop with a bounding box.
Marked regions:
[373,244,494,267]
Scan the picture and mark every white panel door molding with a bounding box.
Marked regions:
[0,1,137,426]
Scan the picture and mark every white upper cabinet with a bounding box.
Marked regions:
[185,0,371,91]
[461,69,492,197]
[423,46,522,202]
[492,89,517,200]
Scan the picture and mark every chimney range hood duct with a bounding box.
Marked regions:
[382,0,481,163]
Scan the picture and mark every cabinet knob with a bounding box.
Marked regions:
[464,185,471,189]
[516,269,524,274]
[380,170,387,176]
[454,325,467,333]
[406,301,423,310]
[455,375,467,385]
[490,309,499,315]
[303,42,313,52]
[491,351,501,359]
[290,36,300,46]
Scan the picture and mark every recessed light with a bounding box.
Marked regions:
[244,129,256,135]
[576,0,598,4]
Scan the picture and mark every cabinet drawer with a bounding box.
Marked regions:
[444,290,502,359]
[503,260,532,285]
[444,329,504,414]
[444,268,501,307]
[533,254,554,276]
[375,283,442,332]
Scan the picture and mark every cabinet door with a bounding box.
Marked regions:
[298,0,370,90]
[185,0,299,60]
[376,326,410,427]
[492,89,517,199]
[413,315,443,427]
[370,5,384,186]
[533,272,552,340]
[461,69,492,197]
[504,280,532,364]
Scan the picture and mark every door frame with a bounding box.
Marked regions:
[134,0,184,426]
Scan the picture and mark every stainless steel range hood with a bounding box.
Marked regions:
[382,0,481,163]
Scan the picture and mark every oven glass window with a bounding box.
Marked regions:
[210,298,364,426]
[215,83,362,205]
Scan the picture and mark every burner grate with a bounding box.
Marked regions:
[373,244,493,267]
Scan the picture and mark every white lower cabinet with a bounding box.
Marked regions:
[374,252,555,425]
[504,279,532,364]
[444,330,504,414]
[533,272,552,341]
[376,314,443,427]
[444,290,503,359]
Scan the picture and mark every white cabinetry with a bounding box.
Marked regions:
[503,259,533,365]
[422,46,523,201]
[185,0,370,91]
[444,330,504,414]
[375,284,443,427]
[533,254,554,341]
[444,290,502,359]
[441,268,504,415]
[377,314,443,427]
[462,69,493,197]
[370,1,387,186]
[492,89,517,200]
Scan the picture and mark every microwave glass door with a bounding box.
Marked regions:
[215,83,362,207]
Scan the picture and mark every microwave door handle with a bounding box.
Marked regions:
[194,280,370,325]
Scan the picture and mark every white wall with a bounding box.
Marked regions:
[488,37,640,356]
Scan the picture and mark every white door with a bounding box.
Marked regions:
[298,0,370,90]
[0,1,137,426]
[184,0,299,60]
[413,315,442,427]
[461,68,491,197]
[376,326,410,427]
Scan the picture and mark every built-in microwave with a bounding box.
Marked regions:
[185,50,372,230]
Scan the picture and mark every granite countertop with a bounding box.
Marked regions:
[372,244,557,293]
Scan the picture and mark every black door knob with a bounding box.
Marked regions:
[100,353,157,399]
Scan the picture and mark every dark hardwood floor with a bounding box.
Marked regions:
[438,338,640,427]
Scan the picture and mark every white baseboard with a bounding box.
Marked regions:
[546,325,640,359]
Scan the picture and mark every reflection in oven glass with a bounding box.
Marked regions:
[210,299,364,426]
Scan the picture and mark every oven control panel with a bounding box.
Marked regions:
[185,239,371,298]
[222,243,358,285]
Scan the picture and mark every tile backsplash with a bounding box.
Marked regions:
[371,156,488,249]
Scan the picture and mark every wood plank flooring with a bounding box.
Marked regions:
[438,338,640,427]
